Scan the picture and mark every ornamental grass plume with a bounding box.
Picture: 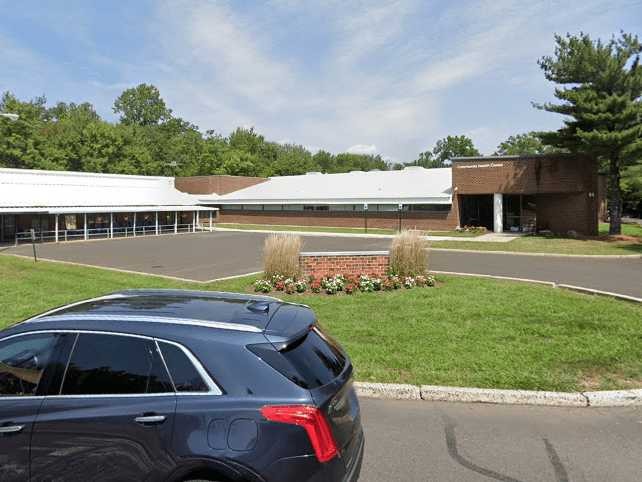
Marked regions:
[263,234,302,280]
[389,230,428,277]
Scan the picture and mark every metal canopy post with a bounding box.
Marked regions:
[155,212,159,235]
[174,211,178,234]
[110,213,114,238]
[133,212,137,237]
[192,211,196,232]
[83,213,88,240]
[54,215,59,242]
[209,211,213,232]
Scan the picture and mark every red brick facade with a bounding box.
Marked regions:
[300,252,389,278]
[452,156,600,235]
[218,208,459,231]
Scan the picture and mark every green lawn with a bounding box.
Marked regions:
[599,222,642,238]
[432,234,642,255]
[2,255,641,392]
[216,223,481,237]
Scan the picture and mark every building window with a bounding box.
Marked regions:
[328,205,355,211]
[407,204,451,212]
[303,205,329,211]
[263,204,283,211]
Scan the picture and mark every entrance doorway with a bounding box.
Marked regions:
[459,195,493,230]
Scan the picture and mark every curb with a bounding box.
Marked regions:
[431,270,642,303]
[428,247,642,259]
[354,382,642,407]
[353,382,421,400]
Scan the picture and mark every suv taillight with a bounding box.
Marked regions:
[261,405,338,463]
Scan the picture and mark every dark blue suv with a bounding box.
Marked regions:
[0,289,364,482]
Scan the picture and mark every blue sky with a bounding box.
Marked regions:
[1,0,640,162]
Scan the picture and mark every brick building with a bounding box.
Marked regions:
[181,155,601,236]
[0,155,601,244]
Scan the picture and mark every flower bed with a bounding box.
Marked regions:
[253,272,436,295]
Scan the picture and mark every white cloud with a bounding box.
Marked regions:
[346,144,378,155]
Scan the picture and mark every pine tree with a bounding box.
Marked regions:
[535,32,642,235]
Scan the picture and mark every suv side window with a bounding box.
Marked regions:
[61,333,173,395]
[0,333,62,397]
[158,341,209,392]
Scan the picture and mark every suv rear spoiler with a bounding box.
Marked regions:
[263,303,316,350]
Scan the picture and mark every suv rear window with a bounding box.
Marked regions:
[158,341,209,392]
[252,326,346,389]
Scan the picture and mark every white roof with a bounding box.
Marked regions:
[200,166,453,205]
[0,168,208,213]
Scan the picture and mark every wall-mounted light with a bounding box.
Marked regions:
[588,192,595,198]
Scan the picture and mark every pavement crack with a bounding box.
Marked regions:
[443,416,525,482]
[543,438,570,482]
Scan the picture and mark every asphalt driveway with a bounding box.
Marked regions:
[5,230,642,297]
[360,398,642,481]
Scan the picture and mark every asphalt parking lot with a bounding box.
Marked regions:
[6,231,390,281]
[360,398,642,482]
[5,230,642,297]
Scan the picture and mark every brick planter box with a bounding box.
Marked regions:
[300,251,389,278]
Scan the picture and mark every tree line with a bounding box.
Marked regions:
[0,85,387,178]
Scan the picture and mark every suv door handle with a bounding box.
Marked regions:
[134,415,166,425]
[0,425,24,434]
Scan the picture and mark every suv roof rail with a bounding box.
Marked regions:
[24,314,263,333]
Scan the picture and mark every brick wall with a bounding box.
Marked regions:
[219,208,459,231]
[299,251,389,278]
[175,175,266,195]
[536,193,598,235]
[452,156,598,195]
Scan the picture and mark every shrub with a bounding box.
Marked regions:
[389,230,428,277]
[294,280,308,293]
[253,279,272,293]
[388,274,402,289]
[321,274,345,293]
[284,281,296,294]
[263,234,302,279]
[310,280,321,293]
[403,276,416,289]
[358,274,376,292]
